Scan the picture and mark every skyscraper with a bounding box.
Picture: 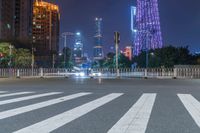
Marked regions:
[14,0,33,43]
[93,17,103,60]
[131,6,137,41]
[134,0,163,55]
[0,0,15,41]
[32,0,60,66]
[73,32,83,64]
[0,0,33,42]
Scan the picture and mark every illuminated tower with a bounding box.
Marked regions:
[131,6,137,42]
[93,17,103,60]
[33,0,60,66]
[134,0,163,55]
[73,32,83,64]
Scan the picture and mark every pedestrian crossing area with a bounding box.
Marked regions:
[0,91,199,133]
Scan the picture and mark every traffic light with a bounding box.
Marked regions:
[114,31,120,44]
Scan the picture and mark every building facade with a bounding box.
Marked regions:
[73,32,83,64]
[0,0,15,41]
[14,0,33,43]
[32,0,60,67]
[93,17,103,60]
[134,0,163,55]
[0,0,33,43]
[123,46,133,61]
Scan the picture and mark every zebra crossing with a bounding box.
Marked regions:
[0,91,199,133]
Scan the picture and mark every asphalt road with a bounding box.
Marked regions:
[0,78,200,133]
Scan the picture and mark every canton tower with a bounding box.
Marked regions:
[134,0,163,55]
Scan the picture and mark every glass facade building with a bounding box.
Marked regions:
[93,17,103,60]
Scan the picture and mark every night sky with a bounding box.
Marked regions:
[49,0,200,56]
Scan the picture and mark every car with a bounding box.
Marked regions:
[75,71,85,77]
[89,71,102,77]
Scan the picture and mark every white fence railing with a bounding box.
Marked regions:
[0,68,200,79]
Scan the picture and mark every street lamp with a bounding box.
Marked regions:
[9,44,13,77]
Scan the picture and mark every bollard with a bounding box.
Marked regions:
[144,69,148,79]
[173,68,177,79]
[16,69,20,79]
[40,68,44,78]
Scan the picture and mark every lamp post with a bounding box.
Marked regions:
[9,44,13,77]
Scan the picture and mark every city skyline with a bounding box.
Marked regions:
[48,0,200,56]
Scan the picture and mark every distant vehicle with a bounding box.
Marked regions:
[75,71,85,77]
[89,71,102,77]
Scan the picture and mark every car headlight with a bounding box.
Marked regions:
[80,72,85,77]
[75,73,79,76]
[98,73,102,76]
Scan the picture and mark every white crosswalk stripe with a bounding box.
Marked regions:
[108,93,156,133]
[0,92,91,120]
[178,94,200,128]
[14,93,123,133]
[0,91,7,94]
[1,92,200,133]
[0,92,62,106]
[0,92,34,98]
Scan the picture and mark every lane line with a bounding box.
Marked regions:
[14,93,123,133]
[0,92,62,106]
[178,94,200,128]
[0,92,34,98]
[108,93,157,133]
[0,92,91,120]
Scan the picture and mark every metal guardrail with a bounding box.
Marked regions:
[0,68,200,79]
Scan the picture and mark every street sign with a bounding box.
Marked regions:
[114,32,120,44]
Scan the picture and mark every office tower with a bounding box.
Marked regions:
[14,0,33,43]
[0,0,33,43]
[32,0,60,66]
[93,17,103,60]
[131,6,137,42]
[134,0,163,55]
[73,32,83,64]
[0,0,15,41]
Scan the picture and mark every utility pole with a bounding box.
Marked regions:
[9,44,13,77]
[31,47,35,76]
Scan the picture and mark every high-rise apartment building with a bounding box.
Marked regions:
[134,0,163,55]
[93,17,103,60]
[0,0,15,41]
[0,0,33,43]
[14,0,33,43]
[32,0,60,66]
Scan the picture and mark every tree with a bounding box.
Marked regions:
[133,45,194,68]
[0,42,32,68]
[58,47,73,68]
[14,48,32,68]
[102,52,132,68]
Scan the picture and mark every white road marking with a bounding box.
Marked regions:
[14,93,123,133]
[178,94,200,128]
[0,92,62,106]
[0,91,7,94]
[0,92,34,98]
[108,93,157,133]
[0,92,91,120]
